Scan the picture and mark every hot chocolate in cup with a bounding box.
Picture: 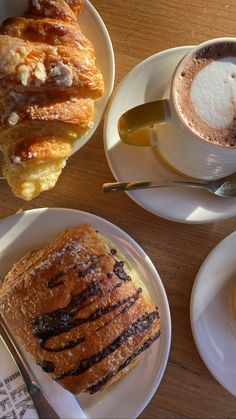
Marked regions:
[118,37,236,180]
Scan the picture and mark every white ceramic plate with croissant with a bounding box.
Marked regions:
[0,208,171,419]
[0,0,115,200]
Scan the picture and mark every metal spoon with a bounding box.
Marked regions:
[103,172,236,198]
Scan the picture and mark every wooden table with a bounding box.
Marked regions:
[1,0,236,417]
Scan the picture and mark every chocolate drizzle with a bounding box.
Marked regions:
[113,261,131,282]
[69,282,102,310]
[45,254,130,289]
[94,288,142,333]
[47,273,64,289]
[45,254,105,289]
[31,248,157,383]
[32,285,141,353]
[32,282,102,338]
[87,330,161,393]
[40,336,85,352]
[55,310,158,381]
[32,281,102,352]
[78,264,97,278]
[36,360,55,373]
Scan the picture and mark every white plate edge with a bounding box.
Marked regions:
[71,0,116,154]
[190,230,236,397]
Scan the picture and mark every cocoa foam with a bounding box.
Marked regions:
[173,41,236,147]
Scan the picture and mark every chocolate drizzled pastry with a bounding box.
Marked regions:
[0,224,161,394]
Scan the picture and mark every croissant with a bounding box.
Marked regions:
[0,224,160,394]
[0,0,104,200]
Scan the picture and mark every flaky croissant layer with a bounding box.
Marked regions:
[0,0,104,200]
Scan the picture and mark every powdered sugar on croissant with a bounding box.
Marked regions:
[0,0,104,200]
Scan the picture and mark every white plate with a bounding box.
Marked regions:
[104,46,236,224]
[190,231,236,396]
[0,208,171,419]
[0,0,115,154]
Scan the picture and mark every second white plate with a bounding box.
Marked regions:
[191,231,236,396]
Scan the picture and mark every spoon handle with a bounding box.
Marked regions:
[102,180,208,193]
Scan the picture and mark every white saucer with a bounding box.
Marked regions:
[0,208,171,419]
[104,46,236,224]
[190,232,236,396]
[0,0,115,155]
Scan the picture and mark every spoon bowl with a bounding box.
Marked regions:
[103,172,236,198]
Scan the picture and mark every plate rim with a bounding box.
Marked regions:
[190,230,236,397]
[103,45,236,225]
[0,207,172,418]
[70,0,115,154]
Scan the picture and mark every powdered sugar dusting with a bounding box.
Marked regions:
[11,155,22,165]
[27,151,38,159]
[34,62,47,82]
[32,0,41,10]
[30,238,82,275]
[18,65,31,86]
[50,61,73,86]
[7,112,20,125]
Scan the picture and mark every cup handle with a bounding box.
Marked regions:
[118,99,171,146]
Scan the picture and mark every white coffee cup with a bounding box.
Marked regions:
[118,37,236,180]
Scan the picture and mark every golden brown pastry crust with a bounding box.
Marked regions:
[27,0,84,22]
[0,17,91,50]
[0,0,104,200]
[0,225,160,394]
[0,35,103,97]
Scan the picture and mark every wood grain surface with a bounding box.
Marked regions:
[1,0,236,417]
